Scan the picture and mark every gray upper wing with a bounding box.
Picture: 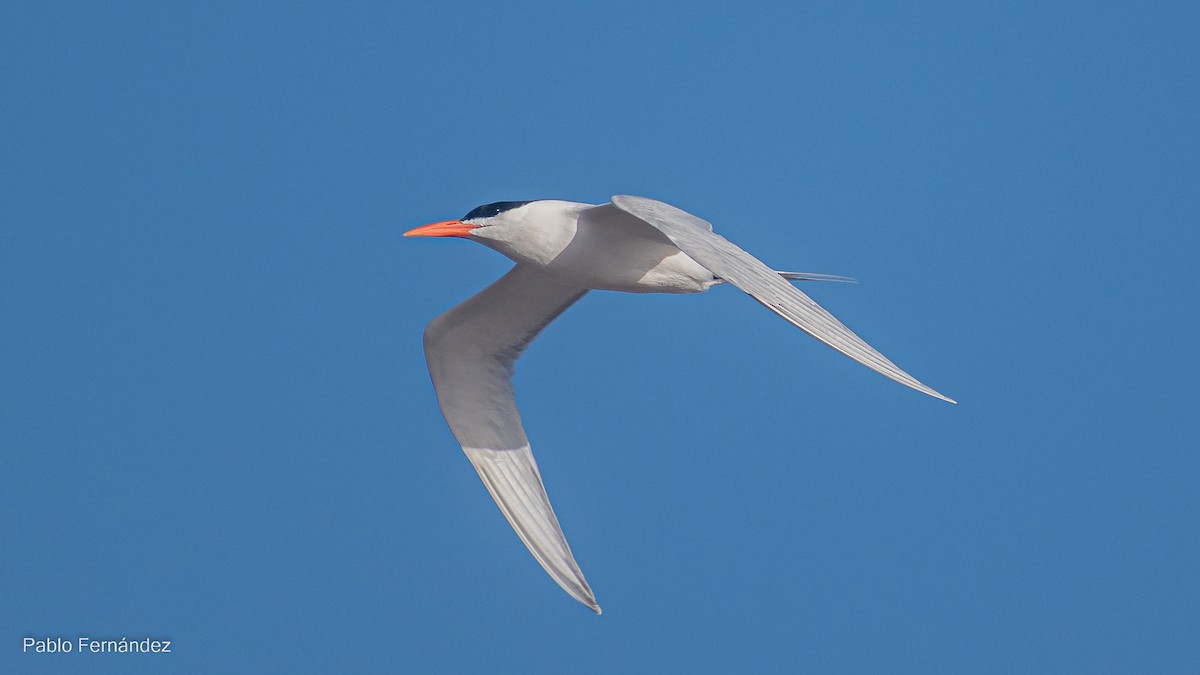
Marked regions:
[610,195,954,403]
[423,264,600,612]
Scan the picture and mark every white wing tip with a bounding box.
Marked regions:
[562,578,601,614]
[907,379,955,398]
[569,581,602,614]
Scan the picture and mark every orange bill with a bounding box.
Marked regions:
[404,219,477,238]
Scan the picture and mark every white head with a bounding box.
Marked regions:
[405,200,585,265]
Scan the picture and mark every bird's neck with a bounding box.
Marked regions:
[475,201,591,268]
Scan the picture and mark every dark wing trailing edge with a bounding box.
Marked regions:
[610,195,954,403]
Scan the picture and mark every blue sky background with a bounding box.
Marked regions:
[3,1,1197,672]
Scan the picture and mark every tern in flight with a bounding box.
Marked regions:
[406,195,954,613]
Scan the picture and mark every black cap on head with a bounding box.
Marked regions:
[462,200,534,221]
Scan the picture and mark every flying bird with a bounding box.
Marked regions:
[406,195,954,614]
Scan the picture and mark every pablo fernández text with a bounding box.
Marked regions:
[23,636,172,655]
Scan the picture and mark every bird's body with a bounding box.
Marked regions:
[472,200,718,293]
[406,196,953,614]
